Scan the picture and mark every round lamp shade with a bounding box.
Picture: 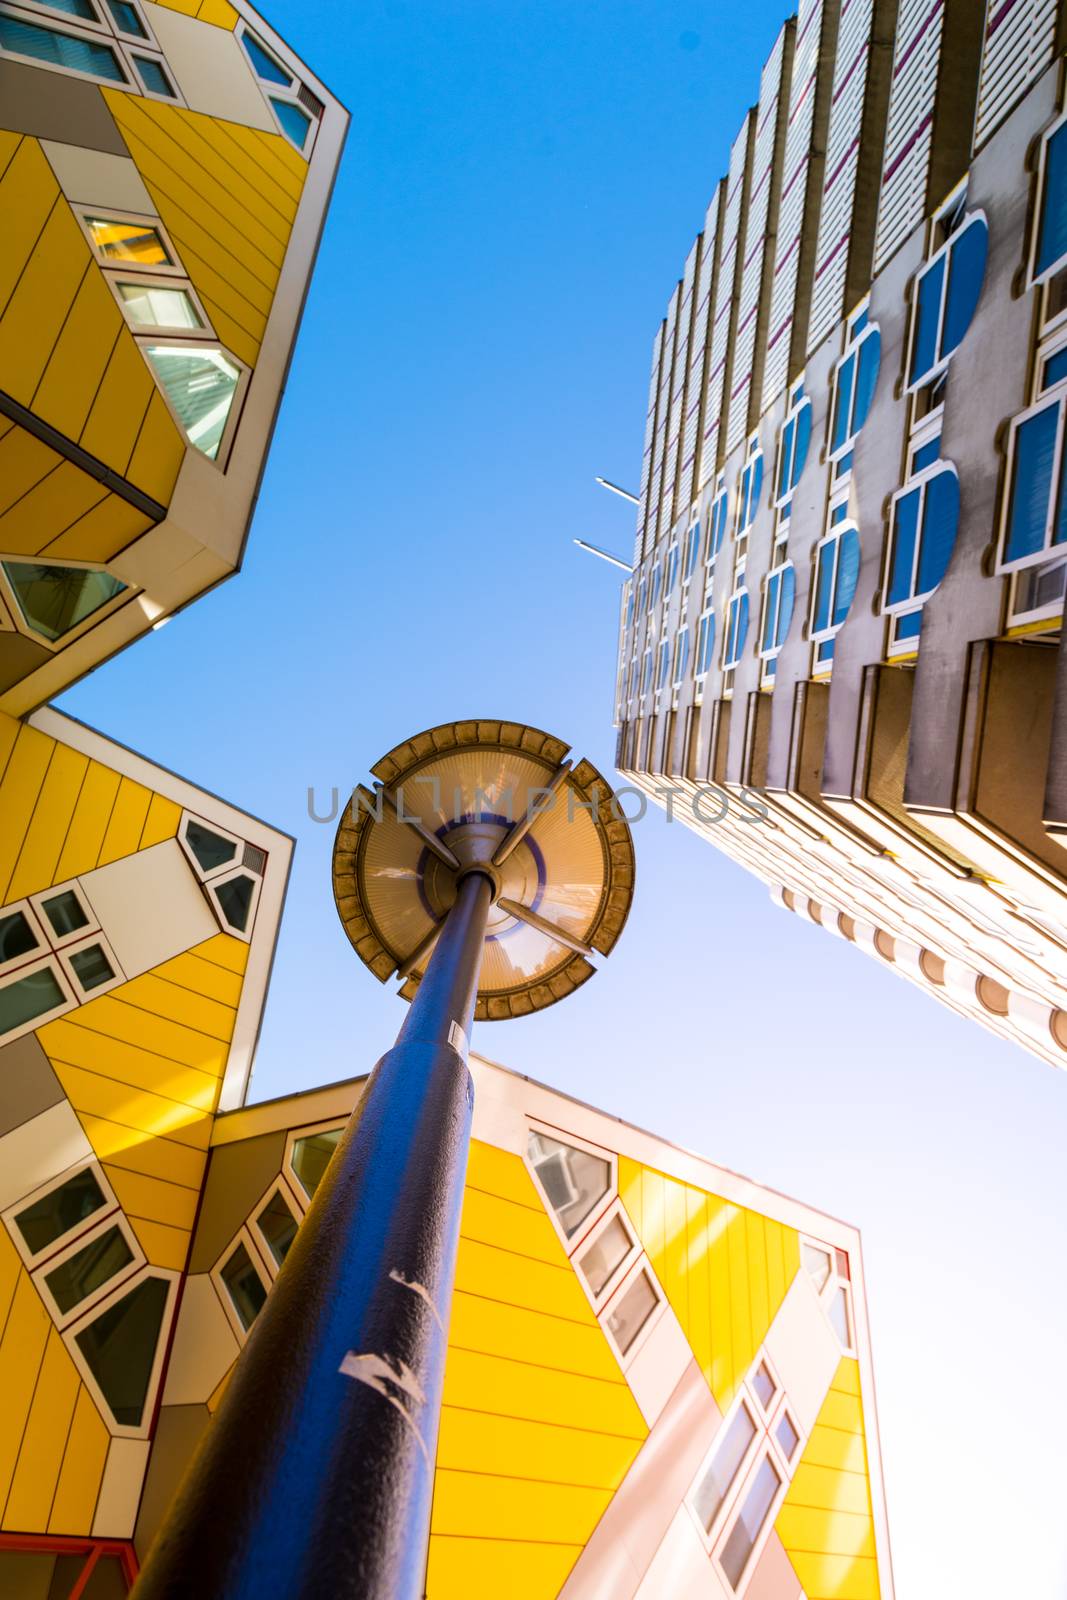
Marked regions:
[332,720,635,1019]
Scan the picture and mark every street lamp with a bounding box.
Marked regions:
[132,719,635,1600]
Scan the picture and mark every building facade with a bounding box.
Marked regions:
[614,0,1067,1069]
[0,1044,893,1599]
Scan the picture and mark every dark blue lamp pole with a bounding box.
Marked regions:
[131,869,493,1600]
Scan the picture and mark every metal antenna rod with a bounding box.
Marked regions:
[594,475,639,504]
[573,538,633,572]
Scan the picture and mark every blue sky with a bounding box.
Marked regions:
[59,2,1067,1592]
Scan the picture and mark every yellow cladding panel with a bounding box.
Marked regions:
[617,1156,800,1413]
[2,1327,80,1530]
[42,496,153,565]
[102,93,308,369]
[0,425,63,519]
[427,1141,646,1599]
[49,1387,109,1535]
[777,1357,881,1600]
[149,0,239,27]
[127,1215,191,1270]
[0,712,179,904]
[0,1272,51,1513]
[0,137,183,518]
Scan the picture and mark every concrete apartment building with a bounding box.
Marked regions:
[614,0,1067,1069]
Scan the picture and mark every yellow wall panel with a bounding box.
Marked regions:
[43,494,154,565]
[777,1357,881,1600]
[151,0,198,14]
[0,1273,50,1511]
[0,140,58,322]
[2,1326,79,1530]
[428,1143,646,1598]
[617,1155,800,1413]
[54,760,121,882]
[103,1166,200,1233]
[78,1111,207,1189]
[55,991,229,1075]
[0,425,62,517]
[39,1017,221,1113]
[48,1387,108,1535]
[124,390,185,504]
[0,203,89,405]
[97,776,153,867]
[78,329,155,478]
[0,128,22,183]
[0,459,108,556]
[50,1061,213,1152]
[427,1537,579,1600]
[0,722,54,904]
[151,948,242,1007]
[138,793,182,851]
[128,1214,191,1270]
[225,119,307,190]
[6,741,88,902]
[116,972,235,1040]
[195,0,239,26]
[0,1226,21,1334]
[30,267,122,441]
[192,933,248,974]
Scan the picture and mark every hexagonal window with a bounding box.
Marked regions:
[184,819,238,875]
[213,872,256,933]
[3,563,125,642]
[290,1127,343,1198]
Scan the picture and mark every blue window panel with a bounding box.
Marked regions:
[0,15,125,79]
[895,610,922,641]
[942,220,987,358]
[242,30,292,85]
[834,450,853,480]
[910,256,945,384]
[674,629,689,683]
[135,55,174,96]
[271,97,311,150]
[853,330,880,435]
[725,592,749,666]
[684,522,700,580]
[107,0,147,35]
[834,527,860,626]
[777,420,793,501]
[814,542,835,633]
[793,403,811,488]
[1006,403,1059,564]
[41,0,97,17]
[850,306,869,339]
[641,653,653,694]
[1043,347,1067,391]
[762,573,781,652]
[708,493,728,558]
[916,471,959,596]
[816,637,836,665]
[657,639,670,689]
[911,436,940,473]
[1038,123,1067,278]
[749,455,763,516]
[649,564,661,609]
[665,546,679,593]
[773,564,796,650]
[696,612,715,675]
[888,489,921,606]
[636,581,645,617]
[832,353,855,453]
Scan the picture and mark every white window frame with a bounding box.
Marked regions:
[2,1158,119,1272]
[29,878,98,950]
[639,645,653,704]
[34,1208,144,1330]
[0,952,77,1044]
[723,586,749,673]
[671,626,689,689]
[758,558,795,671]
[735,438,763,539]
[686,1391,764,1554]
[882,459,960,628]
[284,1118,346,1201]
[523,1119,617,1256]
[139,335,251,472]
[707,476,729,567]
[56,929,126,1000]
[0,899,48,978]
[207,864,262,944]
[1029,109,1067,328]
[105,271,215,340]
[236,20,319,156]
[682,512,701,587]
[250,1174,306,1277]
[801,1232,856,1354]
[810,510,859,675]
[648,559,662,613]
[829,308,880,469]
[774,385,810,509]
[996,355,1067,580]
[179,811,245,883]
[0,554,136,654]
[710,1438,790,1592]
[572,1198,641,1309]
[598,1253,667,1369]
[77,208,186,280]
[905,198,988,396]
[212,1223,275,1345]
[62,1266,179,1439]
[695,600,715,683]
[664,536,680,597]
[0,0,181,101]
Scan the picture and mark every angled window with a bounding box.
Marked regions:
[181,816,240,876]
[73,1273,172,1427]
[884,461,959,648]
[648,560,662,612]
[220,1240,269,1332]
[255,1188,300,1269]
[998,351,1067,580]
[85,214,176,271]
[1033,115,1067,331]
[209,869,260,937]
[43,1222,135,1319]
[0,13,127,82]
[37,886,90,943]
[143,343,245,462]
[290,1126,344,1199]
[759,560,795,673]
[640,646,653,698]
[34,0,100,17]
[576,1211,634,1299]
[719,1455,782,1588]
[527,1129,612,1239]
[811,507,860,670]
[0,906,44,973]
[270,97,311,150]
[12,1166,109,1260]
[240,25,293,85]
[775,384,811,506]
[723,588,749,672]
[707,476,729,564]
[695,604,715,680]
[672,626,689,687]
[908,208,987,391]
[132,51,174,96]
[106,0,147,36]
[2,562,126,643]
[63,938,118,995]
[115,279,203,332]
[604,1265,658,1356]
[692,1401,757,1533]
[656,634,670,691]
[682,516,701,583]
[0,960,71,1037]
[735,438,763,539]
[664,539,679,596]
[830,306,880,476]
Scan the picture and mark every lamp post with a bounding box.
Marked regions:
[132,720,634,1600]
